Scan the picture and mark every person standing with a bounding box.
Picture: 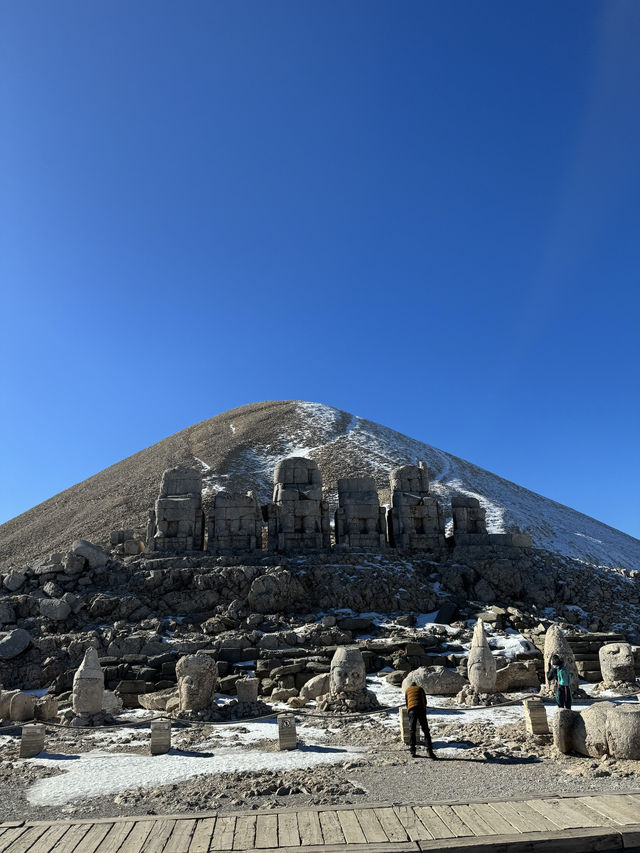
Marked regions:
[405,681,436,758]
[547,653,572,709]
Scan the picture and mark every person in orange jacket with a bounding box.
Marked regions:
[405,682,436,759]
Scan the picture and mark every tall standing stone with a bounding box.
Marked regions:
[542,624,581,697]
[467,619,496,693]
[72,648,104,715]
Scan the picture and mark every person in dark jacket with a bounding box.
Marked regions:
[546,654,572,709]
[405,682,436,758]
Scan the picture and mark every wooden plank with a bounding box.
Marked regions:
[232,815,257,851]
[166,819,196,853]
[431,805,474,838]
[27,824,71,853]
[486,800,551,834]
[0,828,29,853]
[317,812,344,846]
[353,810,387,844]
[541,797,602,829]
[393,807,433,842]
[251,845,417,853]
[74,823,112,853]
[451,804,495,836]
[49,823,92,853]
[374,807,409,842]
[412,807,454,840]
[120,821,154,853]
[337,810,366,845]
[254,815,278,850]
[2,825,49,853]
[91,821,134,853]
[580,795,639,826]
[210,816,236,851]
[296,812,323,847]
[140,819,175,853]
[277,813,299,848]
[600,793,640,821]
[466,803,518,836]
[187,818,216,853]
[416,826,622,852]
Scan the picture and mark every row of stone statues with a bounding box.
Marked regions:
[145,457,531,555]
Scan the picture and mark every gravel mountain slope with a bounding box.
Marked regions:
[0,400,638,571]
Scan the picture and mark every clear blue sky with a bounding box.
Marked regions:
[1,1,639,539]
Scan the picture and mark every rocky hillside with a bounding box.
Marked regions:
[0,400,638,571]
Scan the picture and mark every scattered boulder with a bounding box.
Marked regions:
[139,687,178,711]
[0,628,32,660]
[71,539,109,569]
[401,666,467,696]
[39,598,72,621]
[495,660,539,692]
[9,692,35,722]
[3,571,26,592]
[605,705,640,760]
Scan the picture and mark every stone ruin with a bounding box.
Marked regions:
[142,652,273,722]
[61,647,113,727]
[456,619,505,706]
[264,457,330,551]
[553,702,640,760]
[451,497,489,544]
[0,688,57,723]
[596,642,638,693]
[147,464,205,553]
[141,456,532,556]
[387,463,445,551]
[541,624,586,700]
[334,476,386,550]
[316,646,380,713]
[207,491,262,555]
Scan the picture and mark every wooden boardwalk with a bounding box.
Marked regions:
[1,792,640,853]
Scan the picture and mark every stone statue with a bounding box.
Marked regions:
[541,624,584,699]
[387,463,445,551]
[553,703,640,760]
[72,648,104,715]
[335,477,386,550]
[148,464,205,553]
[265,457,330,551]
[330,646,367,694]
[176,654,218,712]
[599,643,636,688]
[467,619,496,693]
[317,646,378,713]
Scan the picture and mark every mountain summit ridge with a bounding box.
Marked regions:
[0,399,637,570]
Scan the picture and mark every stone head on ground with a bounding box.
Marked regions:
[599,643,636,687]
[176,653,218,712]
[543,624,580,695]
[329,646,366,694]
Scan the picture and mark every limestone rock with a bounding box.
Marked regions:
[9,692,35,722]
[495,660,539,691]
[71,539,109,568]
[248,570,306,614]
[176,653,218,711]
[34,695,59,722]
[0,690,21,719]
[72,648,104,715]
[39,598,71,621]
[467,619,496,693]
[605,705,640,760]
[139,688,178,711]
[299,673,330,702]
[569,702,613,758]
[401,666,468,696]
[0,600,15,627]
[599,643,636,687]
[0,628,32,660]
[3,571,26,592]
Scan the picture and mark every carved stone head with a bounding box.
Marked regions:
[176,654,218,712]
[330,646,366,694]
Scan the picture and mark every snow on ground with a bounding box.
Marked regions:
[24,717,361,807]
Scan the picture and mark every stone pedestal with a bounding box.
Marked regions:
[399,707,410,744]
[150,720,171,755]
[20,724,45,758]
[278,713,297,750]
[236,678,259,704]
[523,697,549,734]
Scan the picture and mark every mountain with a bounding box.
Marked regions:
[0,400,638,571]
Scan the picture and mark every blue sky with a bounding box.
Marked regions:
[1,1,639,538]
